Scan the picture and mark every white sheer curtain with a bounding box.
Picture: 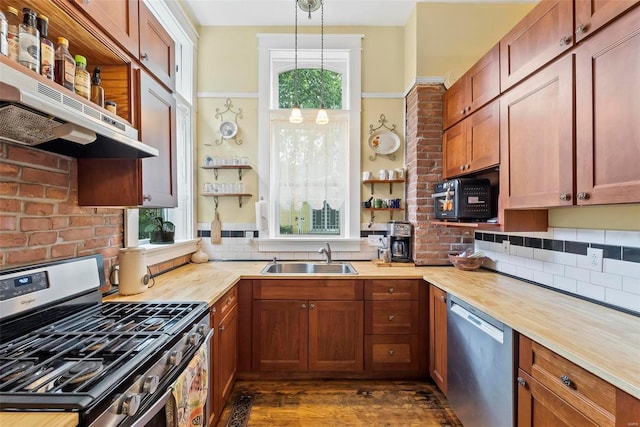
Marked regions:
[271,111,349,236]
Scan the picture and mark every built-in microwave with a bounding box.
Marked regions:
[432,178,492,221]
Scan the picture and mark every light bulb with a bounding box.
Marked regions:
[315,107,329,125]
[289,106,303,124]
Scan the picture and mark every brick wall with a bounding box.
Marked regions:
[0,142,123,291]
[405,84,473,265]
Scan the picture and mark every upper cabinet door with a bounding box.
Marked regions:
[139,2,175,90]
[575,6,640,205]
[574,0,640,42]
[500,55,575,209]
[73,0,139,59]
[500,0,574,91]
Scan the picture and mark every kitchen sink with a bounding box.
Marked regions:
[260,262,357,275]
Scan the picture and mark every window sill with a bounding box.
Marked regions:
[138,239,199,265]
[257,238,362,252]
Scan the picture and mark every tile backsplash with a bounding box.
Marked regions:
[475,228,640,314]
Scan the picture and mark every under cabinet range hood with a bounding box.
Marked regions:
[0,59,158,159]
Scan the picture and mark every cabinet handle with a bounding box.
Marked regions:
[439,296,446,303]
[310,303,315,310]
[460,109,466,115]
[301,303,307,309]
[577,192,590,200]
[388,315,395,321]
[226,296,233,305]
[517,376,527,387]
[388,349,395,356]
[141,53,149,61]
[388,287,394,294]
[559,193,571,201]
[219,325,225,333]
[560,374,573,388]
[560,36,572,46]
[575,24,587,35]
[460,165,465,171]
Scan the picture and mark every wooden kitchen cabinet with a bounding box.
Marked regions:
[443,43,500,130]
[574,6,640,205]
[78,69,177,207]
[574,0,639,43]
[500,54,574,209]
[517,335,640,426]
[500,0,574,91]
[139,1,175,90]
[71,0,140,59]
[364,280,427,376]
[210,286,238,426]
[428,284,447,395]
[442,100,499,179]
[252,280,364,374]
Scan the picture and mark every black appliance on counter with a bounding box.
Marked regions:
[432,178,492,221]
[388,220,412,263]
[0,255,212,427]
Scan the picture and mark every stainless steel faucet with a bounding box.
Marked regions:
[318,242,332,263]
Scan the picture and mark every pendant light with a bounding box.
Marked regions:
[315,0,328,125]
[289,0,303,124]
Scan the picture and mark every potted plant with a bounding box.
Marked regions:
[145,217,175,244]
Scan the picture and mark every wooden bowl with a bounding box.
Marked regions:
[449,254,486,271]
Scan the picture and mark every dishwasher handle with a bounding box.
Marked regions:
[450,301,504,344]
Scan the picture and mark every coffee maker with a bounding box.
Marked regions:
[388,220,412,263]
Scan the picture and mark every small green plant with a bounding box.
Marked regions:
[145,217,175,243]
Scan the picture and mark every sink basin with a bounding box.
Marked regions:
[260,262,357,275]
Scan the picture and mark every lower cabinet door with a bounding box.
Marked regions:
[517,370,598,427]
[215,304,237,418]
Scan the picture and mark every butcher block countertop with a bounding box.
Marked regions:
[102,260,640,400]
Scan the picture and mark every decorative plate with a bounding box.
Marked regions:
[368,130,400,155]
[219,121,238,139]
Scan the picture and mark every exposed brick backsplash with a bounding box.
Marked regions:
[405,84,472,265]
[0,142,123,292]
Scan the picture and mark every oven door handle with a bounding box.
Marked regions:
[129,387,174,427]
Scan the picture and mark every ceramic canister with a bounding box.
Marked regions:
[118,247,150,295]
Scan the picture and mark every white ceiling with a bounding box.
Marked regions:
[179,0,532,27]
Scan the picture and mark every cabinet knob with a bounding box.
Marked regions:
[560,374,574,388]
[460,165,465,171]
[310,303,315,310]
[143,194,152,202]
[83,0,90,4]
[439,295,446,303]
[301,303,307,309]
[219,325,225,333]
[388,315,395,321]
[460,109,466,115]
[517,376,527,387]
[559,193,571,201]
[560,36,572,46]
[577,192,590,200]
[575,24,587,35]
[388,349,395,356]
[141,53,149,61]
[388,287,394,294]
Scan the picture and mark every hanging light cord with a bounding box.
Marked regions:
[320,0,324,108]
[294,0,299,108]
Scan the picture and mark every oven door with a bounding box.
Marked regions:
[432,190,459,220]
[130,329,213,427]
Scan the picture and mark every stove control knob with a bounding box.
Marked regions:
[169,350,183,366]
[142,375,159,394]
[197,324,206,335]
[189,333,199,345]
[120,393,141,417]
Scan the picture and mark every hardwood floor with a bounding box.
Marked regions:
[217,379,461,426]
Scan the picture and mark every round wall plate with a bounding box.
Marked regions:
[368,130,401,155]
[219,121,238,139]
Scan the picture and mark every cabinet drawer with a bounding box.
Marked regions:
[364,301,419,335]
[253,280,363,300]
[364,280,419,300]
[364,335,419,372]
[520,336,616,425]
[214,286,237,318]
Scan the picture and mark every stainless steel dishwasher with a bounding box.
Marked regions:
[447,294,515,427]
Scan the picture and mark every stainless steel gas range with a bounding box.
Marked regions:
[0,255,212,427]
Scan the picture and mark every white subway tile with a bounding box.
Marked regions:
[543,261,565,276]
[576,229,605,244]
[553,228,577,241]
[533,248,554,262]
[565,266,590,282]
[553,251,577,267]
[623,277,640,295]
[590,271,623,290]
[604,230,640,247]
[533,270,553,286]
[511,256,528,268]
[524,258,544,272]
[604,289,640,313]
[516,265,535,281]
[576,281,605,301]
[532,230,554,239]
[499,263,518,276]
[553,276,577,293]
[516,246,534,259]
[604,259,640,279]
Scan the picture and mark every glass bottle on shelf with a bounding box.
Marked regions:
[0,11,8,57]
[54,37,74,91]
[36,15,54,80]
[74,55,90,99]
[5,6,20,62]
[90,66,105,107]
[18,7,39,72]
